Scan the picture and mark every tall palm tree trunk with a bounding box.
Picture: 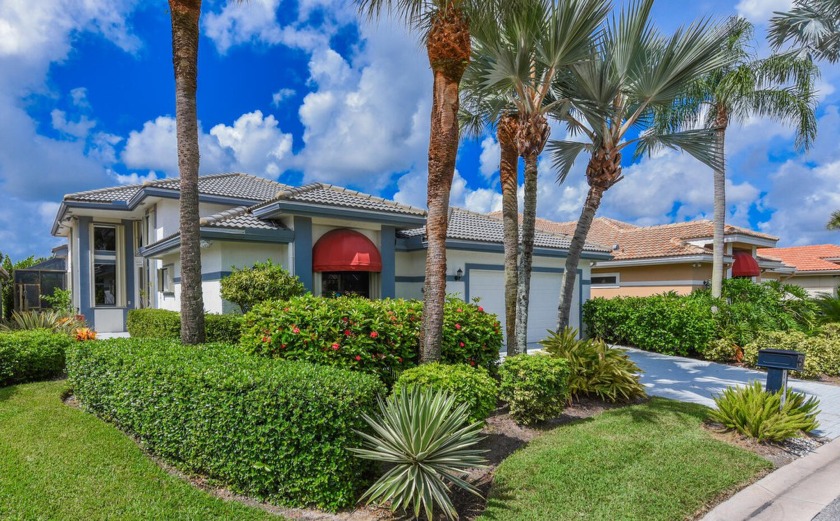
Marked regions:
[711,108,729,299]
[169,0,205,344]
[557,147,621,330]
[497,114,519,355]
[421,7,470,363]
[514,154,538,352]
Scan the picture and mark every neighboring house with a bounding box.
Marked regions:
[52,173,609,339]
[527,216,791,298]
[757,245,840,296]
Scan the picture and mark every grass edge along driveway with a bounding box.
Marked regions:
[0,380,278,521]
[481,398,772,521]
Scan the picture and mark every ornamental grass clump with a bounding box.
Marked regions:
[710,381,820,442]
[541,328,646,403]
[351,387,487,521]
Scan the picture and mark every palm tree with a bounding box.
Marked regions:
[169,0,205,344]
[460,94,521,354]
[551,0,730,330]
[770,0,840,63]
[467,0,609,352]
[357,0,477,362]
[828,210,840,229]
[664,18,818,299]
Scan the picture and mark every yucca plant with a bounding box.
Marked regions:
[0,310,76,333]
[710,381,820,442]
[350,387,487,520]
[541,328,646,403]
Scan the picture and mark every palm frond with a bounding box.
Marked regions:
[634,127,722,171]
[548,140,591,183]
[769,0,840,63]
[828,209,840,230]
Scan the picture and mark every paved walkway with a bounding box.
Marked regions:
[621,347,840,439]
[703,437,840,520]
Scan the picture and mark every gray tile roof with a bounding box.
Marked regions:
[400,208,610,252]
[64,173,291,203]
[199,207,286,231]
[259,183,427,217]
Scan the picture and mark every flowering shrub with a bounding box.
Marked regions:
[394,363,498,423]
[241,295,501,384]
[67,339,384,510]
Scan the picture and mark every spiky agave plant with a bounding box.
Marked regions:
[0,310,75,333]
[350,387,487,520]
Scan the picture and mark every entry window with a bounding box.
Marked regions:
[591,274,619,287]
[93,225,119,306]
[322,272,370,298]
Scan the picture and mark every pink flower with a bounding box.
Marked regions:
[292,327,300,334]
[470,360,476,367]
[459,342,465,347]
[370,331,379,339]
[457,308,463,313]
[355,355,362,361]
[281,344,287,349]
[284,307,290,312]
[332,343,340,351]
[398,357,403,363]
[344,329,352,336]
[478,306,484,312]
[261,336,270,343]
[455,324,461,330]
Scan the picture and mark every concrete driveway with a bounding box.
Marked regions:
[621,347,840,439]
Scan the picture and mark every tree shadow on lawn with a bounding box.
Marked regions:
[0,384,18,402]
[603,397,711,425]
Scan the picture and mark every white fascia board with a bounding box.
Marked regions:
[593,254,720,268]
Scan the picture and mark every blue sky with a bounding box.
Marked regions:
[1,0,839,260]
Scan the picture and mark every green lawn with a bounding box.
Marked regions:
[480,398,772,521]
[0,380,277,521]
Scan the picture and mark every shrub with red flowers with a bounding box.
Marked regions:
[241,295,502,383]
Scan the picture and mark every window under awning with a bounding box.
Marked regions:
[732,251,760,277]
[312,229,383,272]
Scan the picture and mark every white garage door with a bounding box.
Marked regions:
[469,269,579,347]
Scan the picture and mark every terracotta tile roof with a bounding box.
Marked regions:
[400,208,610,252]
[756,245,840,272]
[487,215,779,261]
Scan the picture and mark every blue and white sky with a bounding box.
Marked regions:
[1,0,839,259]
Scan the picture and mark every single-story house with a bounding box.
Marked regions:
[757,245,840,296]
[52,173,610,339]
[525,216,791,298]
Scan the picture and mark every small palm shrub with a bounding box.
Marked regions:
[351,387,487,521]
[220,260,306,313]
[813,288,840,324]
[394,363,498,423]
[709,382,820,442]
[498,355,570,425]
[541,328,646,402]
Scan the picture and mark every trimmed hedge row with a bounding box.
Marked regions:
[126,309,242,344]
[744,325,840,379]
[67,339,385,510]
[0,329,72,386]
[241,295,502,383]
[583,294,717,356]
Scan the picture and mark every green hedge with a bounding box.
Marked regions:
[744,325,840,379]
[394,363,498,423]
[67,339,385,511]
[583,294,717,356]
[126,309,242,344]
[241,295,501,384]
[499,355,570,425]
[0,329,72,387]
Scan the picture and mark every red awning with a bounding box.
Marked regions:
[312,229,382,272]
[732,251,760,277]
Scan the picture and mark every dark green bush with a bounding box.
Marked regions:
[541,328,645,403]
[744,325,840,379]
[67,339,385,510]
[0,329,72,386]
[710,381,820,442]
[220,260,306,313]
[583,293,717,356]
[126,309,242,343]
[241,295,501,384]
[394,363,498,423]
[498,355,570,425]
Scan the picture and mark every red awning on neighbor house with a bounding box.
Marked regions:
[312,229,383,272]
[732,251,761,277]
